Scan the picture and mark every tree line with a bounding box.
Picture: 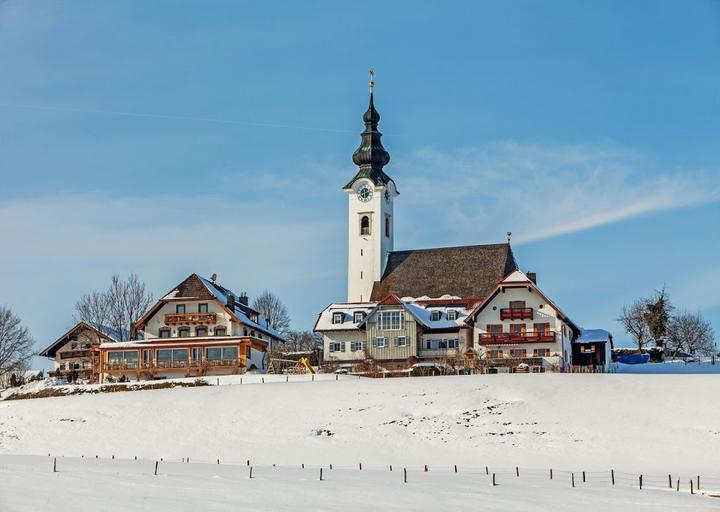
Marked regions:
[618,287,716,360]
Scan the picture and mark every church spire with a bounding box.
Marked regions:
[352,69,390,169]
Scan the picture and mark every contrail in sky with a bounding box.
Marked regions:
[0,102,357,134]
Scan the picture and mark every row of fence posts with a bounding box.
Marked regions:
[213,374,342,386]
[46,454,705,494]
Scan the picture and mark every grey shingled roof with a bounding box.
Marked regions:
[370,243,518,301]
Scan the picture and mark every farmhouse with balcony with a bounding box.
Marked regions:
[465,270,580,373]
[96,274,285,382]
[39,322,120,383]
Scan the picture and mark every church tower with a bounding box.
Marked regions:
[344,72,398,302]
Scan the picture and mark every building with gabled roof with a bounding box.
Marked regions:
[39,321,120,383]
[96,273,286,382]
[316,77,613,375]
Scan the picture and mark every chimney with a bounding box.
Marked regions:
[239,291,249,306]
[227,293,235,309]
[527,272,537,284]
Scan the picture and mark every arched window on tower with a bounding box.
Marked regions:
[385,216,390,238]
[360,216,370,235]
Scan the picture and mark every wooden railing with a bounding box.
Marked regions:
[499,307,534,320]
[479,331,556,345]
[164,312,217,325]
[60,350,91,360]
[104,358,243,372]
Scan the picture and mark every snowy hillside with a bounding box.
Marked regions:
[1,374,719,511]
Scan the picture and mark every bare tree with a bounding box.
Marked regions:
[644,287,673,348]
[617,299,651,353]
[282,330,321,352]
[0,306,34,386]
[75,274,154,340]
[666,311,715,360]
[252,290,291,335]
[74,290,110,332]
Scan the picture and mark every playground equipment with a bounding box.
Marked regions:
[267,357,315,375]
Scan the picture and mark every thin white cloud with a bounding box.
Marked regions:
[392,141,720,245]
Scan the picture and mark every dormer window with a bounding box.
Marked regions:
[353,311,365,323]
[198,303,208,313]
[430,311,442,321]
[332,312,344,324]
[215,327,226,336]
[447,310,458,321]
[159,328,171,338]
[176,304,186,314]
[178,327,190,337]
[196,327,208,337]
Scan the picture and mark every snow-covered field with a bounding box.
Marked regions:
[1,374,719,510]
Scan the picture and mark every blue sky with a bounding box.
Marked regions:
[1,1,719,362]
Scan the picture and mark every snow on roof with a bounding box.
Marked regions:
[404,303,468,330]
[314,303,376,331]
[577,329,612,344]
[196,276,285,342]
[502,270,531,283]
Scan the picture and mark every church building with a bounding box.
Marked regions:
[315,75,613,374]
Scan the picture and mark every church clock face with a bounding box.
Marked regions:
[357,184,373,202]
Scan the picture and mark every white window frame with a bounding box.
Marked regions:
[395,336,407,347]
[373,337,387,348]
[332,312,344,325]
[350,341,364,352]
[430,311,442,322]
[446,310,458,321]
[378,311,404,331]
[353,311,365,323]
[329,342,343,353]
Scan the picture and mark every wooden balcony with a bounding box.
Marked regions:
[60,350,91,360]
[479,331,556,345]
[500,307,533,320]
[164,312,217,325]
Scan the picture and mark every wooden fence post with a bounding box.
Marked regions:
[572,473,575,488]
[677,478,680,492]
[485,466,489,475]
[330,464,333,470]
[217,459,220,464]
[390,465,393,471]
[668,474,672,489]
[639,475,643,490]
[249,467,253,479]
[320,468,323,481]
[154,461,159,476]
[454,464,457,473]
[247,459,250,466]
[404,467,407,483]
[690,479,694,495]
[550,468,553,480]
[582,471,586,483]
[516,466,519,477]
[697,475,700,490]
[359,462,362,470]
[492,473,497,486]
[53,458,57,473]
[424,465,428,472]
[611,469,615,486]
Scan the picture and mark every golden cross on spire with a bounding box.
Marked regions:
[369,68,375,93]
